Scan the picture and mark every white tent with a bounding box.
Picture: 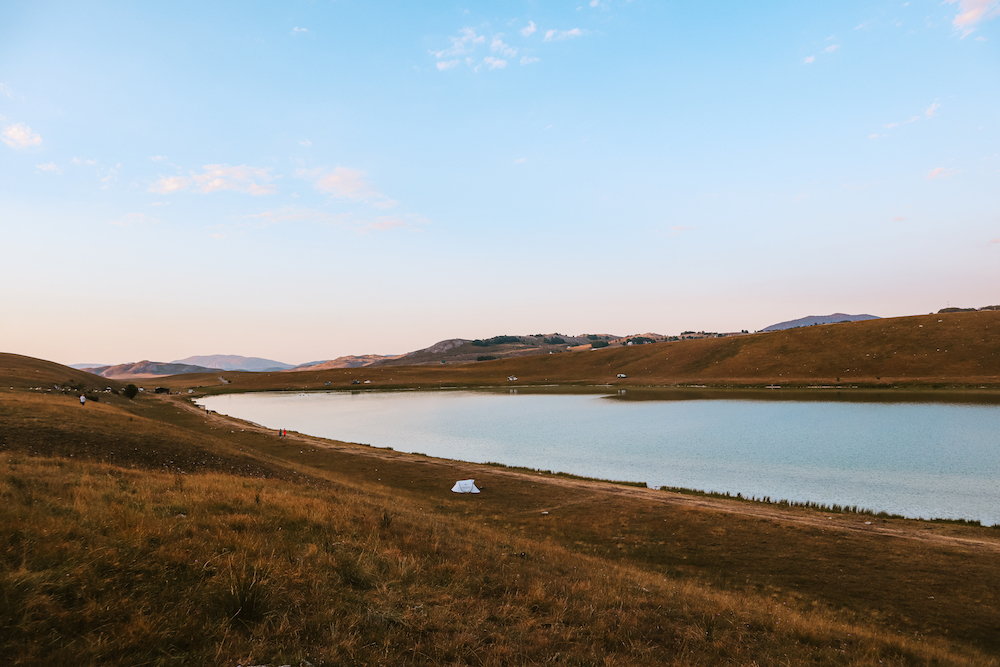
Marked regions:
[451,479,480,494]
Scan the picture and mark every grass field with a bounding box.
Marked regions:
[2,341,1000,665]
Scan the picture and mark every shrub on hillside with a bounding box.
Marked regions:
[123,384,139,399]
[471,335,522,347]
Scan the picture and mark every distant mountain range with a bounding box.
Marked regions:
[171,355,294,372]
[761,313,880,332]
[75,318,895,380]
[79,360,218,380]
[283,335,635,372]
[290,355,400,371]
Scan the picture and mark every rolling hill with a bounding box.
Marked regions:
[139,310,1000,394]
[2,345,1000,664]
[762,313,880,331]
[172,354,294,371]
[289,354,400,370]
[0,353,126,391]
[364,333,624,367]
[80,360,217,380]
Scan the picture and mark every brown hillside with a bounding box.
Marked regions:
[289,354,399,371]
[3,362,1000,662]
[86,360,216,379]
[148,311,1000,394]
[492,309,1000,386]
[0,353,125,392]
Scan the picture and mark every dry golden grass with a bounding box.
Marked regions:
[3,453,995,666]
[4,346,1000,665]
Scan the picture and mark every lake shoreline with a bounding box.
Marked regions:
[198,388,1000,526]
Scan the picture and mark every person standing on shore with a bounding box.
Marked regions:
[80,395,86,406]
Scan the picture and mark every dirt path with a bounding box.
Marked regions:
[172,394,1000,555]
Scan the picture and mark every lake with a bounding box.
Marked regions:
[198,389,1000,525]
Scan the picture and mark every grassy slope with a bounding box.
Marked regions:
[10,453,992,667]
[146,310,1000,394]
[3,347,1000,664]
[0,353,126,392]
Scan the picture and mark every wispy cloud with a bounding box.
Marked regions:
[991,237,1000,244]
[110,212,155,227]
[296,166,391,205]
[482,56,507,70]
[434,23,559,71]
[544,28,585,41]
[491,35,518,58]
[666,225,694,236]
[946,0,1000,36]
[194,164,276,194]
[926,101,941,117]
[246,206,347,227]
[246,205,426,233]
[824,43,840,53]
[72,157,98,166]
[868,133,886,139]
[149,164,277,195]
[299,139,312,147]
[355,215,427,232]
[150,155,168,162]
[926,166,958,180]
[2,122,43,149]
[35,162,60,173]
[883,115,919,130]
[0,83,12,99]
[149,175,189,194]
[803,55,815,64]
[292,26,308,33]
[433,27,485,59]
[100,163,121,189]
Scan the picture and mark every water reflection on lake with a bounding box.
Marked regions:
[198,389,1000,525]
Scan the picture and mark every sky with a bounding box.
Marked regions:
[1,0,998,366]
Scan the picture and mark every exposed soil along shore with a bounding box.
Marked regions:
[3,333,1000,664]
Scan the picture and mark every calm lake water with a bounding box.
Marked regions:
[198,389,1000,525]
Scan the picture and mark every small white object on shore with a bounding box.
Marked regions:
[451,479,480,493]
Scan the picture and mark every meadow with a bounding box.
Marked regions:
[2,322,1000,665]
[3,449,998,666]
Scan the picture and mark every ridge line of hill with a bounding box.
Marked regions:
[120,310,1000,392]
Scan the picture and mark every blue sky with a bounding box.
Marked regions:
[2,0,998,365]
